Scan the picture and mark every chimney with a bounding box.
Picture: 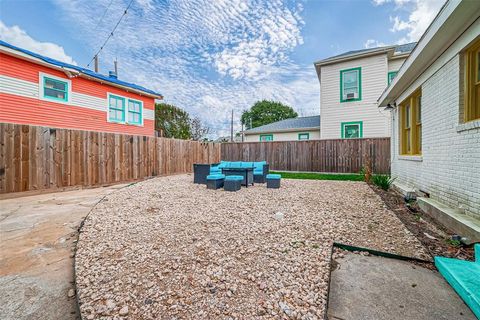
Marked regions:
[94,55,99,73]
[114,59,118,76]
[108,71,117,79]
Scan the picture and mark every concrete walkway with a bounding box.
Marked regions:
[0,184,128,320]
[328,253,476,320]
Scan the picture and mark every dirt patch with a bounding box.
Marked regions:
[371,185,474,261]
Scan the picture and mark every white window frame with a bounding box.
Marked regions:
[106,92,144,126]
[39,72,72,104]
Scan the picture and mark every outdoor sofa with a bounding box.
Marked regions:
[193,161,269,185]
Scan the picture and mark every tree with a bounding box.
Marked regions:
[190,117,210,141]
[241,100,298,129]
[154,103,192,139]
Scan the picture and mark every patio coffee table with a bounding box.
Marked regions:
[221,167,254,187]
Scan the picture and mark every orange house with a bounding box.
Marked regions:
[0,40,162,136]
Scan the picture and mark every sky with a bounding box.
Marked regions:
[0,0,445,137]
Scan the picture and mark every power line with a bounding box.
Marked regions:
[93,0,114,31]
[86,0,135,69]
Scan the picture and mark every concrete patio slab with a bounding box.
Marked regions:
[0,184,128,320]
[328,252,476,320]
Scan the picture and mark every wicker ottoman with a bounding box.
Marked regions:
[266,174,281,189]
[206,174,225,190]
[224,175,243,192]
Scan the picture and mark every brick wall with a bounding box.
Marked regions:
[391,54,480,218]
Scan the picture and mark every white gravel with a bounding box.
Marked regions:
[75,174,429,319]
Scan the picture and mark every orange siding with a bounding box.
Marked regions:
[0,52,156,136]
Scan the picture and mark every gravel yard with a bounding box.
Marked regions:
[75,174,429,319]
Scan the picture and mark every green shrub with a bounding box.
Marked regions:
[371,174,395,190]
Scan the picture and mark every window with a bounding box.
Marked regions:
[341,121,363,139]
[464,39,480,122]
[128,99,143,125]
[259,134,273,141]
[399,89,422,155]
[39,73,70,102]
[108,94,143,126]
[298,133,310,140]
[340,67,362,102]
[108,95,125,122]
[388,71,398,85]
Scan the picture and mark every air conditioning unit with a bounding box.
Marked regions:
[345,92,357,100]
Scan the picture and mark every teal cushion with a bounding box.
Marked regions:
[253,172,264,176]
[210,168,221,174]
[241,162,254,168]
[225,175,243,181]
[266,174,281,180]
[218,161,229,168]
[230,161,241,168]
[207,174,225,180]
[254,161,267,170]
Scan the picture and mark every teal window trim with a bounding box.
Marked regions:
[108,94,126,123]
[388,71,398,85]
[259,134,273,141]
[298,133,310,140]
[127,99,143,125]
[341,121,363,139]
[340,67,362,102]
[43,76,68,102]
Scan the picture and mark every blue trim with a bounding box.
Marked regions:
[0,40,162,97]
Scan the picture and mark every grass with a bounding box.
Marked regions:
[271,171,363,181]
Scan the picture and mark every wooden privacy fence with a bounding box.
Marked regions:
[221,138,390,174]
[0,123,220,194]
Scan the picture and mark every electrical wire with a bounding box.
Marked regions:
[93,0,114,31]
[86,0,135,68]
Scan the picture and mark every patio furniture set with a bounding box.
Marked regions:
[193,161,281,191]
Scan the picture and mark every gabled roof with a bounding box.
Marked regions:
[314,42,416,67]
[243,116,320,134]
[0,40,163,98]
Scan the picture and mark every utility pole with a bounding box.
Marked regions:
[114,58,118,76]
[241,123,244,142]
[230,109,234,142]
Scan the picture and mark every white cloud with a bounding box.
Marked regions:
[53,0,316,137]
[375,0,445,43]
[364,39,388,49]
[0,20,77,65]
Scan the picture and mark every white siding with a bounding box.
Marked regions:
[391,35,480,218]
[388,57,406,73]
[320,54,391,139]
[244,129,320,142]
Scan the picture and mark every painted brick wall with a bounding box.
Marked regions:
[391,54,480,218]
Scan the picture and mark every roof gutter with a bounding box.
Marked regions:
[243,126,321,135]
[314,46,395,67]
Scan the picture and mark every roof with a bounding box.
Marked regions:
[378,0,480,107]
[243,116,320,134]
[314,42,416,66]
[0,40,163,98]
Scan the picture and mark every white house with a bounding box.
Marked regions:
[314,43,415,139]
[243,116,320,142]
[378,0,479,242]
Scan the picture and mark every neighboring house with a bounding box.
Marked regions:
[314,42,415,139]
[0,40,162,136]
[378,0,480,239]
[214,135,242,143]
[243,116,320,142]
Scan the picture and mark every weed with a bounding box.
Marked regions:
[445,238,462,247]
[371,174,396,190]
